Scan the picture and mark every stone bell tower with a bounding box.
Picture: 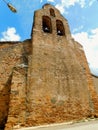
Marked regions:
[26,4,93,125]
[1,4,98,130]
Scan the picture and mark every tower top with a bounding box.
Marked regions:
[42,3,51,8]
[42,3,61,14]
[32,3,71,40]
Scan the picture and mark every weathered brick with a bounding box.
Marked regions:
[0,4,98,130]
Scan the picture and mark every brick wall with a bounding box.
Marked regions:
[0,40,31,129]
[0,4,98,130]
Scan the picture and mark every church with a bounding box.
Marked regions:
[0,4,98,130]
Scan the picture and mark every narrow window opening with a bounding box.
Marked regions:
[50,8,55,17]
[42,16,52,33]
[56,20,65,36]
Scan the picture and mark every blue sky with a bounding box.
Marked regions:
[0,0,98,76]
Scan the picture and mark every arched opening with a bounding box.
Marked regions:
[56,20,65,36]
[50,8,55,17]
[42,16,52,33]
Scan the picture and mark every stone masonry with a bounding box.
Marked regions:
[0,4,98,130]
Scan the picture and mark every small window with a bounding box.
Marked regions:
[50,8,55,17]
[42,16,52,33]
[56,20,65,36]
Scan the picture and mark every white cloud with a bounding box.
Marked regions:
[0,27,21,41]
[40,0,43,2]
[72,28,98,75]
[89,0,96,6]
[47,0,55,2]
[55,4,65,14]
[62,0,86,8]
[72,25,84,33]
[55,0,95,14]
[40,0,54,3]
[55,0,86,14]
